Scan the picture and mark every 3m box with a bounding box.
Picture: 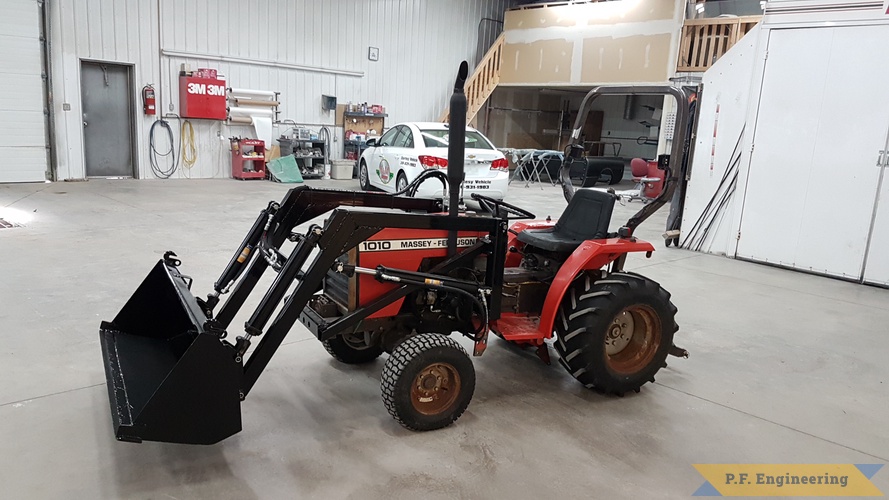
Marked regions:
[179,76,227,120]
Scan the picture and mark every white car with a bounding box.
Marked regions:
[358,122,509,202]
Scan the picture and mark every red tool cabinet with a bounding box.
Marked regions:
[231,139,266,180]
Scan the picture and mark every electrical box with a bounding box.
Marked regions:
[179,75,227,120]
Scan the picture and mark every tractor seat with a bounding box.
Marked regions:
[516,188,615,253]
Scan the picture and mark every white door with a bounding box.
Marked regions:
[0,0,48,182]
[863,128,889,286]
[385,126,412,191]
[737,25,889,279]
[370,127,400,190]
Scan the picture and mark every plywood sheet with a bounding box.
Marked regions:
[579,33,673,83]
[500,39,574,84]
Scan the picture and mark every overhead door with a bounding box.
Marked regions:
[0,0,48,183]
[736,25,889,280]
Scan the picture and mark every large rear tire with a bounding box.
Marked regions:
[381,334,475,431]
[554,272,678,395]
[322,333,383,364]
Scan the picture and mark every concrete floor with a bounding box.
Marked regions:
[1,177,887,499]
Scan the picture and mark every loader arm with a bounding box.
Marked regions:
[236,203,505,395]
[213,187,443,329]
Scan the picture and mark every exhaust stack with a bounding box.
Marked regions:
[447,61,469,255]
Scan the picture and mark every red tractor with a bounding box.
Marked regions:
[98,63,690,444]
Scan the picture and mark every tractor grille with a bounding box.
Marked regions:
[323,252,355,309]
[324,269,351,308]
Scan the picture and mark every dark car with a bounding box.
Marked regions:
[550,156,625,187]
[532,154,626,187]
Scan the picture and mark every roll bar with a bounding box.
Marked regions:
[559,85,692,234]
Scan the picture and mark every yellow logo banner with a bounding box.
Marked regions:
[692,464,883,496]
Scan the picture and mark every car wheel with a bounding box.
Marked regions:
[607,168,623,185]
[359,160,370,190]
[396,171,408,193]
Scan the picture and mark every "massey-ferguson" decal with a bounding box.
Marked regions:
[360,237,478,252]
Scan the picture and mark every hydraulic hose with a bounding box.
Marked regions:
[393,169,449,198]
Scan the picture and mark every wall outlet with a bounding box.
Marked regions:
[62,103,71,111]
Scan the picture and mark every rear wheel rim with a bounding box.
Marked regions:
[410,362,461,415]
[397,175,407,191]
[605,304,661,374]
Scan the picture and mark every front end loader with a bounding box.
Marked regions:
[99,63,690,444]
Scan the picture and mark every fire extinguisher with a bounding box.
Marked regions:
[142,84,156,116]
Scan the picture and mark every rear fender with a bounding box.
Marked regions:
[537,238,655,338]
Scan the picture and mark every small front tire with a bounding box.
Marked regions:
[381,334,475,431]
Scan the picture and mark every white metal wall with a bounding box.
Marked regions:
[49,0,513,180]
[0,0,48,183]
[680,0,889,285]
[736,25,889,280]
[679,26,759,255]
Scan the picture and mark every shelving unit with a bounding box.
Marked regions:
[343,139,370,162]
[293,139,327,179]
[231,139,266,180]
[336,105,387,161]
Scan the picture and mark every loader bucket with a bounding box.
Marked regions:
[98,260,242,444]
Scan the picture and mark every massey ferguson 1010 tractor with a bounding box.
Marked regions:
[99,63,690,444]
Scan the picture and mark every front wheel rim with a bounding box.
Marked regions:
[359,164,367,185]
[341,332,373,351]
[410,362,461,415]
[605,304,661,374]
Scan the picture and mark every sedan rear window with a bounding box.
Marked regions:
[420,130,494,150]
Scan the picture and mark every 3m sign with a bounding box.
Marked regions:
[179,75,227,120]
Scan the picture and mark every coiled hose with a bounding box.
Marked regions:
[149,119,178,179]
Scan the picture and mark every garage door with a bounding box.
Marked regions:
[736,25,889,280]
[0,0,48,183]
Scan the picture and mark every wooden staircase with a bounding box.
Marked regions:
[677,16,761,72]
[440,33,504,124]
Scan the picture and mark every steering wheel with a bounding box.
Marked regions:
[471,193,535,220]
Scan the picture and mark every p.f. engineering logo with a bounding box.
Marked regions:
[693,464,883,496]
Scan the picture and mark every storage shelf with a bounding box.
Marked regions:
[344,112,387,118]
